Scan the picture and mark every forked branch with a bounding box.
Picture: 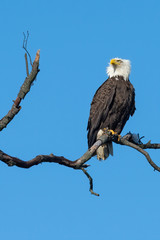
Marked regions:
[0,49,40,131]
[0,131,160,196]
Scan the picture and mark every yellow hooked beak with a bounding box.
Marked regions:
[110,59,121,65]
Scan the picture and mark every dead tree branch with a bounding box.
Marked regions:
[0,41,160,196]
[0,132,159,171]
[0,50,40,131]
[0,133,113,169]
[0,130,160,196]
[140,142,160,149]
[81,167,100,196]
[118,136,160,172]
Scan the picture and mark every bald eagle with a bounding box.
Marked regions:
[87,58,135,160]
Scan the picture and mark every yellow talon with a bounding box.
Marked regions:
[103,129,117,135]
[104,128,121,141]
[108,129,117,135]
[117,134,121,141]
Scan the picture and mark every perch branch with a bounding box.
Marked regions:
[0,50,40,131]
[0,132,160,172]
[0,131,160,196]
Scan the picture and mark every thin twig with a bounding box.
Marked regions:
[23,31,33,66]
[81,167,99,196]
[25,53,29,76]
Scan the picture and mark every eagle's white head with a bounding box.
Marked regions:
[106,58,131,81]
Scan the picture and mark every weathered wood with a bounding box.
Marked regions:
[0,50,40,131]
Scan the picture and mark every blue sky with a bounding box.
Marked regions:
[0,0,160,239]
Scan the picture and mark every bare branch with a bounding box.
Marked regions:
[0,151,78,168]
[0,129,160,195]
[0,131,160,173]
[0,133,112,169]
[0,50,40,131]
[17,50,40,99]
[140,142,160,149]
[117,136,160,172]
